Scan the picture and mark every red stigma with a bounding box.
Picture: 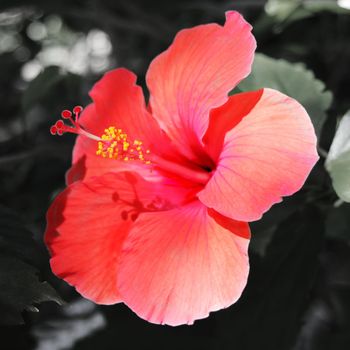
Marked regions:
[61,110,72,119]
[50,106,84,137]
[73,106,83,122]
[50,125,57,135]
[55,120,64,128]
[73,106,83,114]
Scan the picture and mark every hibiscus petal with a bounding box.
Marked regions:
[117,201,249,326]
[67,68,176,184]
[146,11,256,161]
[90,67,171,152]
[198,88,319,221]
[46,172,193,304]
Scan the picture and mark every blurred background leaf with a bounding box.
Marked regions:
[236,53,333,137]
[32,299,105,350]
[326,111,350,202]
[263,0,350,30]
[22,66,63,111]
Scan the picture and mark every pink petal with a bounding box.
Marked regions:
[67,68,177,184]
[198,88,319,221]
[46,172,192,304]
[146,11,256,161]
[117,201,250,326]
[90,68,165,147]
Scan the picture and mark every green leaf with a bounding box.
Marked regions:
[265,0,350,26]
[236,53,333,137]
[304,0,350,15]
[0,206,63,325]
[22,66,63,111]
[326,111,350,202]
[265,0,301,22]
[0,256,63,325]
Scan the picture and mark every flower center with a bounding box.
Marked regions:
[96,126,151,163]
[51,106,211,185]
[50,106,152,164]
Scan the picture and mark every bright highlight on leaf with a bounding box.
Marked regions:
[339,0,350,10]
[45,11,318,326]
[326,111,350,202]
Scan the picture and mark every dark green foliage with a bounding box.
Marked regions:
[217,206,324,350]
[0,206,63,325]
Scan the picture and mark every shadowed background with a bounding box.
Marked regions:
[0,0,350,349]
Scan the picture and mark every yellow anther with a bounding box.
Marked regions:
[96,126,151,164]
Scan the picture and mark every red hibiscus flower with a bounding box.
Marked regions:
[45,11,319,326]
